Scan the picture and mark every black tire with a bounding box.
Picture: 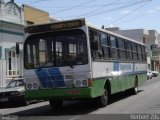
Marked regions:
[49,100,63,109]
[130,77,138,95]
[96,88,108,107]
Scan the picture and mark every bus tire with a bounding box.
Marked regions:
[49,100,63,109]
[96,87,108,107]
[130,77,138,95]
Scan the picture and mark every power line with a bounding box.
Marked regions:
[115,12,155,26]
[60,0,151,19]
[25,0,97,20]
[54,0,96,14]
[28,0,52,5]
[76,0,121,18]
[33,3,128,9]
[25,0,122,21]
[106,1,151,26]
[25,0,152,22]
[59,0,133,19]
[111,1,158,26]
[86,0,152,18]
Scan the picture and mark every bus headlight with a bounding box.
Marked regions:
[27,84,32,89]
[33,83,38,89]
[75,80,81,87]
[82,80,87,86]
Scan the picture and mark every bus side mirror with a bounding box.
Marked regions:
[16,43,19,54]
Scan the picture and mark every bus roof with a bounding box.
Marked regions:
[25,18,145,46]
[86,22,145,46]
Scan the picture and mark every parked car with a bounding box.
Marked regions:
[0,79,29,106]
[147,70,153,80]
[147,70,160,79]
[151,71,160,77]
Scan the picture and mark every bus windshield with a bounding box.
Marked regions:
[24,29,88,69]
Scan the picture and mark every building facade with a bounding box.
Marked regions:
[0,0,24,87]
[0,0,59,87]
[22,4,50,25]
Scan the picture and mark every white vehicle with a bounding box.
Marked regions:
[147,70,153,79]
[0,79,29,106]
[151,71,159,77]
[23,18,147,108]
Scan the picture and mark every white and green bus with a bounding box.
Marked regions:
[23,18,147,108]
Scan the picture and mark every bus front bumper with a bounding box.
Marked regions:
[25,87,94,100]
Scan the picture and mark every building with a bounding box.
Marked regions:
[0,1,59,87]
[0,0,24,87]
[22,4,50,25]
[22,4,59,25]
[158,34,160,47]
[105,27,159,71]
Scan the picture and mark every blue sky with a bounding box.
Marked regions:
[14,0,160,32]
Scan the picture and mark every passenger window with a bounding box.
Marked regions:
[110,36,118,59]
[118,38,126,59]
[89,29,102,59]
[100,33,110,59]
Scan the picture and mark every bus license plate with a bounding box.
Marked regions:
[0,98,8,102]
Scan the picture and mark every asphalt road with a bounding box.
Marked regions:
[0,76,160,120]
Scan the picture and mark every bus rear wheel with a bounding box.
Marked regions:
[96,88,108,107]
[49,100,63,109]
[130,78,138,95]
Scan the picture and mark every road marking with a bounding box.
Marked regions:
[69,116,81,120]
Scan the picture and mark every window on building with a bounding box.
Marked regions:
[27,21,34,25]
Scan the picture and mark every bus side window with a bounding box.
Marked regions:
[131,43,138,60]
[125,41,132,60]
[142,46,146,61]
[137,45,142,61]
[89,29,102,59]
[100,32,110,59]
[118,38,126,60]
[110,35,118,59]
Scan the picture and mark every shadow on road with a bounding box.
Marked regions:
[7,90,144,117]
[108,90,143,105]
[0,101,40,109]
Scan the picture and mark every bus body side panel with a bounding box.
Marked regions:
[92,61,147,95]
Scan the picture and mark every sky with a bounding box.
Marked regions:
[13,0,160,33]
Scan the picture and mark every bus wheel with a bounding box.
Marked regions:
[130,78,138,95]
[96,88,108,107]
[49,100,63,109]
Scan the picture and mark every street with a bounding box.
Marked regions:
[0,76,160,120]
